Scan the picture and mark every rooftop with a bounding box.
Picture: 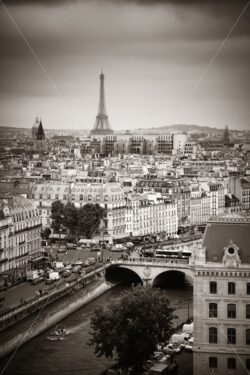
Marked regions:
[203,216,250,264]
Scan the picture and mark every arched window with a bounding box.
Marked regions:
[247,283,250,295]
[246,329,250,345]
[246,305,250,319]
[209,327,217,344]
[228,282,235,295]
[210,281,217,294]
[246,359,250,370]
[209,357,217,369]
[227,358,236,370]
[209,303,217,318]
[227,328,236,344]
[227,304,236,319]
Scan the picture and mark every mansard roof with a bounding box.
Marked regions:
[203,216,250,264]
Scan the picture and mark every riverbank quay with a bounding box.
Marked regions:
[0,263,110,332]
[0,273,113,358]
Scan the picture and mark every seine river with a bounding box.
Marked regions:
[0,283,193,375]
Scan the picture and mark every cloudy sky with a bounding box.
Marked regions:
[0,0,249,131]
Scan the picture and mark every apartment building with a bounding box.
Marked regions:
[193,217,250,375]
[128,195,178,238]
[30,181,127,242]
[228,176,250,211]
[0,197,41,287]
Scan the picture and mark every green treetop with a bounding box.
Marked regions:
[89,285,175,374]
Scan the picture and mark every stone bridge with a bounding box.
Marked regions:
[105,258,194,286]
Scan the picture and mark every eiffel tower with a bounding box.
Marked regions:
[90,71,114,135]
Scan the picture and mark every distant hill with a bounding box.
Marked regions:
[132,124,221,134]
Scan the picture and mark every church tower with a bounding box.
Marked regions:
[32,116,45,141]
[223,124,230,146]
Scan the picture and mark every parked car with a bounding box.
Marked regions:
[83,259,91,267]
[163,342,182,354]
[111,244,126,252]
[91,246,101,252]
[57,246,67,253]
[152,352,164,361]
[66,243,77,250]
[72,265,82,274]
[171,333,190,348]
[64,265,72,270]
[62,270,71,278]
[73,260,84,266]
[158,354,171,363]
[185,337,193,352]
[31,276,44,285]
[87,257,96,264]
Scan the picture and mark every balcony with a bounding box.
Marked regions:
[0,258,8,264]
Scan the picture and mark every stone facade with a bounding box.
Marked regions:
[193,217,250,375]
[0,197,41,286]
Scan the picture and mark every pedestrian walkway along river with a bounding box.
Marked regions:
[0,284,193,375]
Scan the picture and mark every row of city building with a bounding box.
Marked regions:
[81,133,201,157]
[0,197,41,286]
[191,216,250,375]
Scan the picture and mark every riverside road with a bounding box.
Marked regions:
[0,247,194,374]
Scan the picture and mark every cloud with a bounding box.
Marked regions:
[0,0,249,130]
[2,0,248,4]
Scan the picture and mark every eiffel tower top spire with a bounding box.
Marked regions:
[91,71,114,135]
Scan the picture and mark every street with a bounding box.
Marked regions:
[0,247,138,309]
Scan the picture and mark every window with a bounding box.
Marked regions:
[246,329,250,345]
[209,357,217,369]
[209,303,217,318]
[227,328,236,344]
[209,327,217,343]
[227,304,236,319]
[246,359,250,370]
[247,283,250,295]
[227,358,236,370]
[246,305,250,319]
[228,282,235,295]
[210,281,217,294]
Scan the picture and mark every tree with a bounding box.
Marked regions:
[63,201,78,241]
[89,286,175,374]
[78,203,105,239]
[51,200,64,233]
[41,227,51,240]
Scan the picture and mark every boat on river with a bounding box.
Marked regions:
[47,325,67,341]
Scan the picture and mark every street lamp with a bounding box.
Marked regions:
[59,214,64,249]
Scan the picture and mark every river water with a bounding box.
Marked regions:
[0,284,193,375]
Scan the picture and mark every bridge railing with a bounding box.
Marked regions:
[110,257,189,266]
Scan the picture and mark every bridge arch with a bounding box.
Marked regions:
[105,264,143,285]
[152,269,193,288]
